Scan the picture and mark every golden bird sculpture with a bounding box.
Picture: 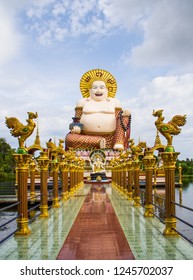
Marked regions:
[5,112,38,153]
[128,138,146,160]
[153,109,186,151]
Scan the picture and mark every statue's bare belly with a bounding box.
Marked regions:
[80,113,116,133]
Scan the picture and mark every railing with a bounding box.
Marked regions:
[0,199,21,245]
[111,151,193,246]
[152,192,166,223]
[28,193,42,223]
[140,187,193,245]
[140,189,166,223]
[0,153,85,245]
[0,184,73,244]
[171,201,193,245]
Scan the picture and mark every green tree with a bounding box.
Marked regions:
[177,159,193,176]
[0,138,15,173]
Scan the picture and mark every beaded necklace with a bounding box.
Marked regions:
[118,110,131,132]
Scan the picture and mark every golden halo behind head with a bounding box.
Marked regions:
[80,69,117,98]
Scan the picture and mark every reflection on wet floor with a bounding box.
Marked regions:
[57,184,135,260]
[1,184,193,259]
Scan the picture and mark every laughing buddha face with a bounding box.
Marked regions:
[89,80,108,101]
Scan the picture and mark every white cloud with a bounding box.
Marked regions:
[96,0,193,70]
[130,0,193,67]
[124,73,193,159]
[24,0,115,44]
[99,0,153,29]
[0,6,22,65]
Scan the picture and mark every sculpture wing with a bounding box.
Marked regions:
[5,117,25,137]
[170,115,187,127]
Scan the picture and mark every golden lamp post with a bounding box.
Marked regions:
[29,159,36,203]
[14,154,32,236]
[5,112,38,235]
[51,160,60,208]
[153,109,186,236]
[69,162,76,196]
[126,158,133,200]
[133,159,141,206]
[161,152,179,236]
[59,160,69,201]
[178,164,182,186]
[142,149,156,217]
[128,139,146,206]
[37,151,50,218]
[122,160,127,196]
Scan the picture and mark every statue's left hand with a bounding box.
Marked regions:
[122,109,131,117]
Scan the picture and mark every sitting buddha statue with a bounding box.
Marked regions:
[65,69,131,150]
[91,157,106,173]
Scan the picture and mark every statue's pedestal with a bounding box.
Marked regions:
[90,172,108,182]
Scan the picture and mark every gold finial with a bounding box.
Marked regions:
[34,119,41,146]
[154,130,162,146]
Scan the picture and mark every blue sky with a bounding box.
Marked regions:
[0,0,193,159]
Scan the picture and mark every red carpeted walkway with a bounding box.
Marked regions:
[57,185,135,260]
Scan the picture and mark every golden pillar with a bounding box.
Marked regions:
[142,150,156,217]
[112,166,116,188]
[51,161,60,208]
[116,165,119,190]
[74,164,78,191]
[15,167,18,187]
[79,167,83,188]
[37,151,50,218]
[115,165,119,190]
[69,163,75,196]
[14,154,32,236]
[111,166,114,186]
[111,165,114,187]
[133,159,141,206]
[121,163,125,193]
[59,161,69,200]
[178,164,182,186]
[126,158,133,200]
[161,152,179,236]
[122,162,127,195]
[153,166,157,190]
[76,161,84,189]
[118,164,122,192]
[29,159,36,203]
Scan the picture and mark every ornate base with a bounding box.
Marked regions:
[52,198,60,208]
[144,204,154,217]
[163,218,179,236]
[133,196,141,206]
[39,205,49,218]
[15,218,31,236]
[30,191,36,203]
[61,191,69,201]
[127,191,133,200]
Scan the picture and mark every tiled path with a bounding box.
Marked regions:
[57,184,135,260]
[1,184,193,259]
